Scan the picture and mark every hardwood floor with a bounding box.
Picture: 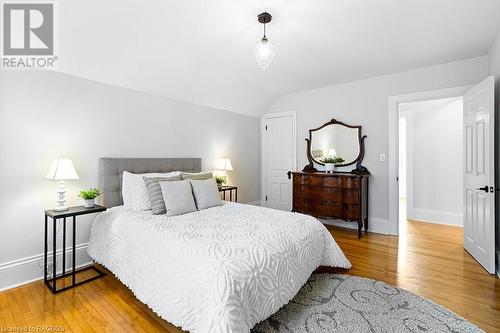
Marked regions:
[1,221,499,332]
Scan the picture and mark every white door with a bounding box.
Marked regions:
[263,112,296,210]
[463,76,495,274]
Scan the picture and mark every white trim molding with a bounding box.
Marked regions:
[388,85,471,235]
[407,208,463,227]
[0,243,92,292]
[497,249,500,278]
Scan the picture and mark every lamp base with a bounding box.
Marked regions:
[53,181,68,212]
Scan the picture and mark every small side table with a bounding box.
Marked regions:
[219,185,238,202]
[44,205,107,294]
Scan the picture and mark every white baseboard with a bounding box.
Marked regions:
[320,217,389,235]
[497,249,500,278]
[246,201,261,206]
[408,208,463,227]
[0,243,92,292]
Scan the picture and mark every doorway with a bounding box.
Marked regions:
[388,77,496,274]
[388,85,471,236]
[398,97,464,234]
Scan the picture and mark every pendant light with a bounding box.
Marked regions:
[254,12,277,69]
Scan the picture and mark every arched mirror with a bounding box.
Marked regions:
[303,118,368,173]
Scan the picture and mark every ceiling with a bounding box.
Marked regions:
[58,0,500,117]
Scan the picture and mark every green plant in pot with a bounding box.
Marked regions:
[321,156,345,173]
[215,175,227,189]
[78,188,101,208]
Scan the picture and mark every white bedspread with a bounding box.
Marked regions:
[87,202,351,333]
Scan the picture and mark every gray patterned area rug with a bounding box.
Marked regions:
[252,274,483,333]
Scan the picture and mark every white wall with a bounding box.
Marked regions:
[400,98,463,226]
[487,31,500,275]
[0,71,260,290]
[267,56,488,233]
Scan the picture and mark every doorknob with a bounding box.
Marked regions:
[287,171,292,179]
[476,186,489,192]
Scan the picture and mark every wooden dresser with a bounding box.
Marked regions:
[292,172,369,238]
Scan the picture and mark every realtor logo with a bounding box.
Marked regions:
[1,2,58,69]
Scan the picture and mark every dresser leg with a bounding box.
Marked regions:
[357,221,362,239]
[364,217,368,232]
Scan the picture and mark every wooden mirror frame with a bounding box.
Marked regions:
[303,118,369,174]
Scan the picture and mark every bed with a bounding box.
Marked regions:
[88,158,351,333]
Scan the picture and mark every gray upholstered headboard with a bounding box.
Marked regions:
[99,158,202,207]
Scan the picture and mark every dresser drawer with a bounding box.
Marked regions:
[295,185,359,204]
[298,198,360,220]
[322,176,359,189]
[293,174,323,186]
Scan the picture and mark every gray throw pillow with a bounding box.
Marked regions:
[143,175,182,215]
[159,180,197,216]
[180,172,213,180]
[190,179,223,210]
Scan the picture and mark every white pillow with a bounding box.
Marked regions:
[122,171,181,210]
[190,179,223,210]
[159,180,197,216]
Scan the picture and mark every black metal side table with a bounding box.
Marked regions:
[219,185,238,202]
[44,205,107,294]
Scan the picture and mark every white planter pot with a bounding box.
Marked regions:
[84,199,95,208]
[324,163,335,173]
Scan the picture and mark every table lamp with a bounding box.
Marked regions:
[45,158,80,211]
[215,158,234,172]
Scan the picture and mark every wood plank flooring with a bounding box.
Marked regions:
[0,220,499,332]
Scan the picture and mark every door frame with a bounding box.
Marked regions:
[388,85,471,235]
[261,111,297,207]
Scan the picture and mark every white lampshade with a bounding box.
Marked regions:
[45,158,80,181]
[328,149,337,156]
[215,158,233,171]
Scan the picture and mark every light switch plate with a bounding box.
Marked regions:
[379,153,386,162]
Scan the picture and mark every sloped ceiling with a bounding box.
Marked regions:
[57,0,500,117]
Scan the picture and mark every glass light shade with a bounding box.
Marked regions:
[215,158,233,171]
[254,37,277,69]
[45,158,80,181]
[328,149,337,156]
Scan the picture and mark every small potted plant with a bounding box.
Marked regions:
[78,188,101,208]
[215,175,227,189]
[321,156,345,173]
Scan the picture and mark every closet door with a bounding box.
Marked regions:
[263,112,296,211]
